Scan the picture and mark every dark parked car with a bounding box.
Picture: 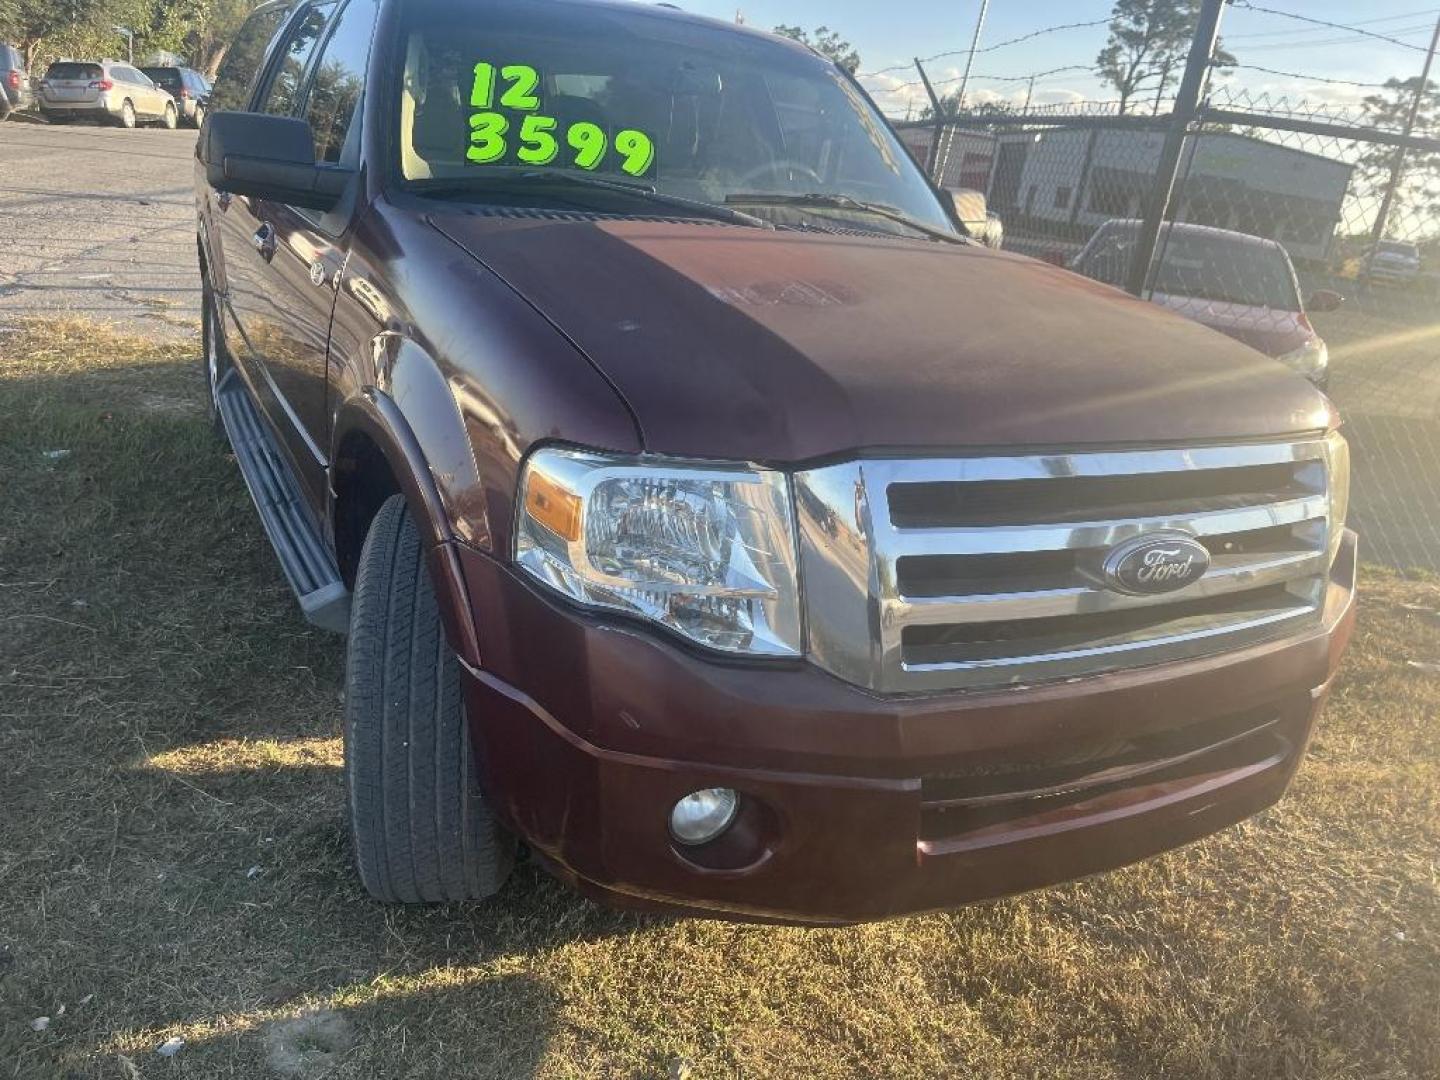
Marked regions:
[141,65,212,127]
[196,0,1356,924]
[1,44,34,118]
[1071,220,1341,389]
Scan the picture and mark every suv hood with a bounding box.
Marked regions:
[432,214,1331,462]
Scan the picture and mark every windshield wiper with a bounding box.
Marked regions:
[413,171,773,230]
[724,192,967,245]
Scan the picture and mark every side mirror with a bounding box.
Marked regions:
[1307,289,1344,313]
[198,112,351,212]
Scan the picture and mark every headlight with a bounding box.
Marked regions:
[1324,430,1350,567]
[1277,338,1328,380]
[514,448,802,656]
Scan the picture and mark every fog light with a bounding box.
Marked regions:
[669,788,739,846]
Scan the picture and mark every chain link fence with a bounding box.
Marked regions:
[898,88,1440,576]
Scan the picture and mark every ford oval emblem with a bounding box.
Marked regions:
[1102,533,1211,596]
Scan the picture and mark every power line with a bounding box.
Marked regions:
[860,18,1111,78]
[1241,22,1440,53]
[1228,7,1440,40]
[1230,1,1430,52]
[862,5,1440,82]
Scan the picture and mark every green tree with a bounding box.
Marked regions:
[184,0,254,77]
[1358,76,1440,228]
[1095,0,1234,115]
[920,92,1013,121]
[773,24,860,74]
[3,0,111,69]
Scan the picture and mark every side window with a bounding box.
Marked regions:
[302,0,379,164]
[211,4,293,112]
[262,3,336,117]
[1077,228,1131,286]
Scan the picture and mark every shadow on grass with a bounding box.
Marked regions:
[0,351,653,1072]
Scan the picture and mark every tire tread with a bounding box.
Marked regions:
[344,496,512,903]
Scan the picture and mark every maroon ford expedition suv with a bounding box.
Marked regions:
[195,0,1356,924]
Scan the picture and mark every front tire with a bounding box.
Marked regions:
[345,495,515,903]
[191,104,205,130]
[201,281,229,435]
[161,102,177,129]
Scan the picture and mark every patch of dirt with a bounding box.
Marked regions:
[263,1010,356,1077]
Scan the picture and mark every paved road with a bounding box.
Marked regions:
[0,122,200,337]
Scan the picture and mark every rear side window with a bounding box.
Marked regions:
[302,0,379,164]
[211,3,293,112]
[46,62,103,81]
[143,67,183,92]
[263,3,336,116]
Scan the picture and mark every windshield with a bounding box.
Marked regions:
[1077,225,1300,311]
[396,0,953,236]
[1377,241,1418,257]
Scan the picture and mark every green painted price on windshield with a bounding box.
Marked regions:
[465,61,656,177]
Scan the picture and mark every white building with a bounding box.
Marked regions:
[985,127,1355,262]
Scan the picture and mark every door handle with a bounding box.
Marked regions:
[252,223,276,261]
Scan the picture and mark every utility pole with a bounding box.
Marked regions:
[1368,13,1440,249]
[1022,75,1036,116]
[954,0,992,113]
[114,25,135,63]
[915,58,946,180]
[1125,0,1226,297]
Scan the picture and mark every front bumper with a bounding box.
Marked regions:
[457,531,1357,924]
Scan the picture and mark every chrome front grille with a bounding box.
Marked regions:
[794,441,1332,693]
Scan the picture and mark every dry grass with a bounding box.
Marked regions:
[1,318,1437,1079]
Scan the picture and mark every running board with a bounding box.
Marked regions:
[216,370,350,634]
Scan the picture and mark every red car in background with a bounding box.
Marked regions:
[1072,219,1342,390]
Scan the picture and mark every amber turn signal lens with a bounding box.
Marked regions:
[524,471,582,542]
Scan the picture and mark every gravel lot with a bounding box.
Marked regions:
[0,123,200,336]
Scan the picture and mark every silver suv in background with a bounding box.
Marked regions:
[38,60,177,128]
[1365,240,1422,287]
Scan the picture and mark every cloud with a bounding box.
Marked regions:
[861,70,1094,118]
[858,66,963,118]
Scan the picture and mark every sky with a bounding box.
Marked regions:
[665,1,1440,118]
